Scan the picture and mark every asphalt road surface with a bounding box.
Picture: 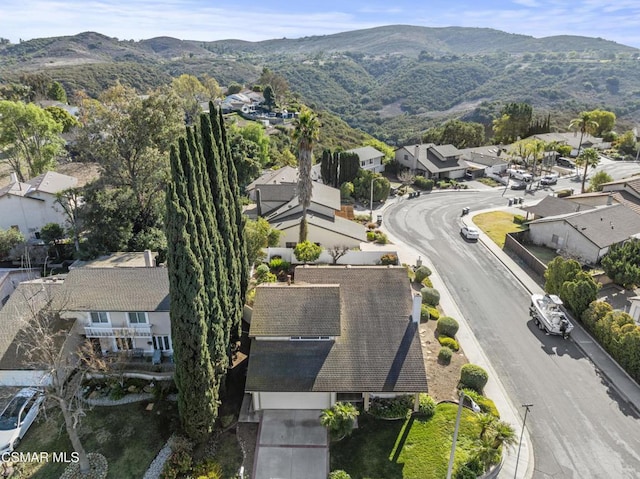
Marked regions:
[384,188,640,479]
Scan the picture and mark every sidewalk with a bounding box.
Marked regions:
[361,196,534,479]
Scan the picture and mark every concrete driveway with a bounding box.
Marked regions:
[253,410,328,479]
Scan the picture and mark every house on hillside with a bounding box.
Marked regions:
[246,169,367,248]
[459,146,509,179]
[59,254,172,358]
[394,144,467,180]
[0,171,77,240]
[347,146,385,173]
[527,204,640,264]
[530,132,611,157]
[245,265,427,412]
[220,91,264,114]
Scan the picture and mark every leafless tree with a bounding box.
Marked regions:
[397,168,416,186]
[328,245,350,265]
[14,281,108,474]
[55,188,83,252]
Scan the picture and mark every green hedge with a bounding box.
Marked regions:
[436,316,460,337]
[438,336,459,351]
[420,287,440,306]
[513,214,527,225]
[459,364,489,393]
[414,265,432,283]
[414,176,434,190]
[426,306,440,320]
[438,346,453,364]
[418,394,436,418]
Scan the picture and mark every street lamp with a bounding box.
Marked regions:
[369,177,374,222]
[513,404,533,479]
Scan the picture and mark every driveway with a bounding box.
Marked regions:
[253,410,328,479]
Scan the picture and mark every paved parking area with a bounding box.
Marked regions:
[254,410,328,479]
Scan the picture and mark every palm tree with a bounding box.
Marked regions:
[576,148,601,193]
[524,139,545,190]
[569,112,599,159]
[292,107,320,242]
[320,402,359,441]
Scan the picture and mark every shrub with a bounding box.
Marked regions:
[418,394,436,418]
[366,222,378,230]
[369,395,413,419]
[255,264,277,284]
[461,389,500,417]
[421,276,433,288]
[414,265,432,283]
[320,402,359,440]
[438,180,451,189]
[191,459,223,479]
[329,471,352,479]
[294,240,322,263]
[437,316,460,338]
[427,306,440,320]
[374,232,389,244]
[420,287,440,306]
[414,176,434,190]
[460,364,489,393]
[556,189,572,198]
[366,231,376,241]
[513,214,527,225]
[405,264,416,282]
[438,336,460,351]
[340,182,354,199]
[161,436,193,479]
[380,253,398,265]
[420,304,430,321]
[438,346,453,364]
[109,383,126,400]
[354,214,370,222]
[268,257,290,273]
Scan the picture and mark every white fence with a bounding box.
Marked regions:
[264,247,398,265]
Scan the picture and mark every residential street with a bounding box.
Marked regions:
[383,184,640,479]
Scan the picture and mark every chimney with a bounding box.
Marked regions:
[10,172,18,184]
[607,193,613,206]
[143,249,154,267]
[411,293,422,324]
[256,188,262,217]
[287,275,291,285]
[413,145,419,171]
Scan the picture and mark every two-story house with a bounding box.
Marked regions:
[0,171,77,240]
[394,144,467,180]
[346,146,386,173]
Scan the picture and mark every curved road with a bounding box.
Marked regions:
[384,190,640,479]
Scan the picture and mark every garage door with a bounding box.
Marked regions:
[258,392,332,410]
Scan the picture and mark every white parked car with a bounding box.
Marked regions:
[540,174,558,185]
[0,388,44,453]
[460,225,480,240]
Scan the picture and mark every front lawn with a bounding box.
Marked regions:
[473,211,525,248]
[331,403,482,479]
[12,400,180,478]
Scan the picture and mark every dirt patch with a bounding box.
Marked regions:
[420,316,469,403]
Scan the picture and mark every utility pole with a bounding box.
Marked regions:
[514,404,533,479]
[446,391,465,479]
[369,176,374,222]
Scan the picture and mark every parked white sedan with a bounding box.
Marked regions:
[460,225,480,240]
[0,388,44,453]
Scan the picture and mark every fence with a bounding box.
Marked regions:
[264,247,398,265]
[503,231,548,278]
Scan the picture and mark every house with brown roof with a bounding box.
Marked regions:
[522,195,594,220]
[394,144,467,180]
[528,204,640,264]
[0,171,77,240]
[245,265,428,412]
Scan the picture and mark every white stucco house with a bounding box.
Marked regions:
[395,144,467,180]
[0,171,77,240]
[245,265,427,412]
[527,204,640,264]
[458,145,509,179]
[347,146,385,173]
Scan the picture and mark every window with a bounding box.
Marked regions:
[90,312,108,324]
[153,335,172,351]
[360,160,365,167]
[285,242,296,248]
[551,234,559,245]
[404,154,408,161]
[128,312,147,324]
[290,336,332,341]
[369,159,373,164]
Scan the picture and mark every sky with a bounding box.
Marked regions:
[2,0,640,49]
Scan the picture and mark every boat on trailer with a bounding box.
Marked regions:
[529,293,573,339]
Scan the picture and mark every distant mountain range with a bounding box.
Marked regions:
[2,25,639,142]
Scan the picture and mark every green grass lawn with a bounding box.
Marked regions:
[473,211,525,248]
[12,400,180,478]
[331,403,482,479]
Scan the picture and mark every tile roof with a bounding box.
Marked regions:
[59,267,170,312]
[250,284,341,337]
[245,266,428,393]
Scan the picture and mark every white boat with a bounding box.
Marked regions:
[529,293,573,338]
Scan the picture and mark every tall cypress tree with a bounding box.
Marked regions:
[165,146,218,441]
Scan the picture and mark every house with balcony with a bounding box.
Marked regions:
[59,266,171,358]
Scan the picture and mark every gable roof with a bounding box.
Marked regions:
[245,266,428,393]
[0,171,77,199]
[346,146,384,161]
[250,284,341,337]
[246,166,298,191]
[59,267,170,312]
[265,182,341,220]
[270,213,368,242]
[530,204,640,249]
[601,174,640,198]
[523,195,594,218]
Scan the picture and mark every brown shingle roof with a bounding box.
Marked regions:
[523,195,593,218]
[246,266,428,393]
[250,284,341,337]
